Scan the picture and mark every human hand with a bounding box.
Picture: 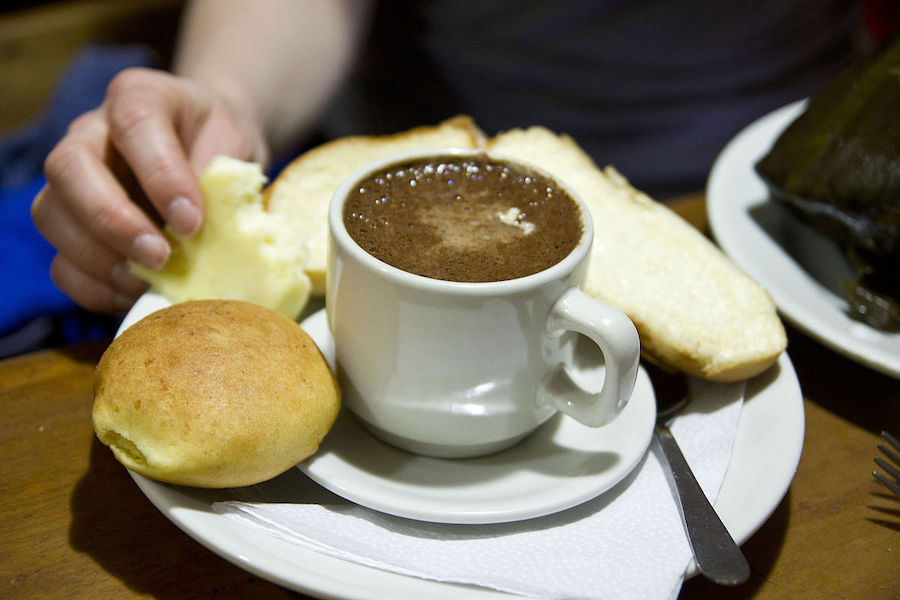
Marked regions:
[31,67,268,313]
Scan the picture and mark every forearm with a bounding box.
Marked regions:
[172,0,371,156]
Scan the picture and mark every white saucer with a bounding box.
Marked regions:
[297,309,657,524]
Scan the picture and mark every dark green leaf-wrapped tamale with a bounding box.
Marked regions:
[755,35,900,329]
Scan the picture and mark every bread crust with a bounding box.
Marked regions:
[93,300,340,487]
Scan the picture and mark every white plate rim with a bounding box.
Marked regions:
[706,100,900,379]
[121,292,805,599]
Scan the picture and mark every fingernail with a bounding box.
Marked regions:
[130,233,170,269]
[167,196,201,236]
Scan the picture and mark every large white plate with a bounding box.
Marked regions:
[707,100,900,379]
[120,292,804,599]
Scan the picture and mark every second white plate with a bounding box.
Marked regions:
[707,100,900,379]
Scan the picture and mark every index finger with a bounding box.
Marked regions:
[40,111,171,270]
[104,68,206,237]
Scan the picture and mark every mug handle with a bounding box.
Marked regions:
[537,287,641,426]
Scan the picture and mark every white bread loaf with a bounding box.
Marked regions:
[93,300,340,488]
[266,118,784,381]
[487,126,786,381]
[264,115,487,293]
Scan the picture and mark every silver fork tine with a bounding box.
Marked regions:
[873,431,900,498]
[881,430,900,452]
[873,471,900,497]
[882,430,900,449]
[878,431,900,470]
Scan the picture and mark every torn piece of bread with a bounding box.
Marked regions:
[130,156,312,319]
[265,115,487,294]
[93,300,340,488]
[488,126,786,381]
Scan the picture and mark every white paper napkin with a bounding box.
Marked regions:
[214,378,743,600]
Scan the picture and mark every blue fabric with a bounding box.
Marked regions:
[326,0,868,198]
[0,45,155,355]
[0,176,70,330]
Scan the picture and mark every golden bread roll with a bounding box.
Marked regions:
[93,300,339,488]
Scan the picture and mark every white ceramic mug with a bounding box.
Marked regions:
[326,149,640,458]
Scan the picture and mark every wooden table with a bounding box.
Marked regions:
[2,197,898,599]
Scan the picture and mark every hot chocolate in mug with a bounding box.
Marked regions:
[326,149,640,458]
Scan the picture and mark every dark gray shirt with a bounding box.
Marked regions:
[323,0,869,197]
